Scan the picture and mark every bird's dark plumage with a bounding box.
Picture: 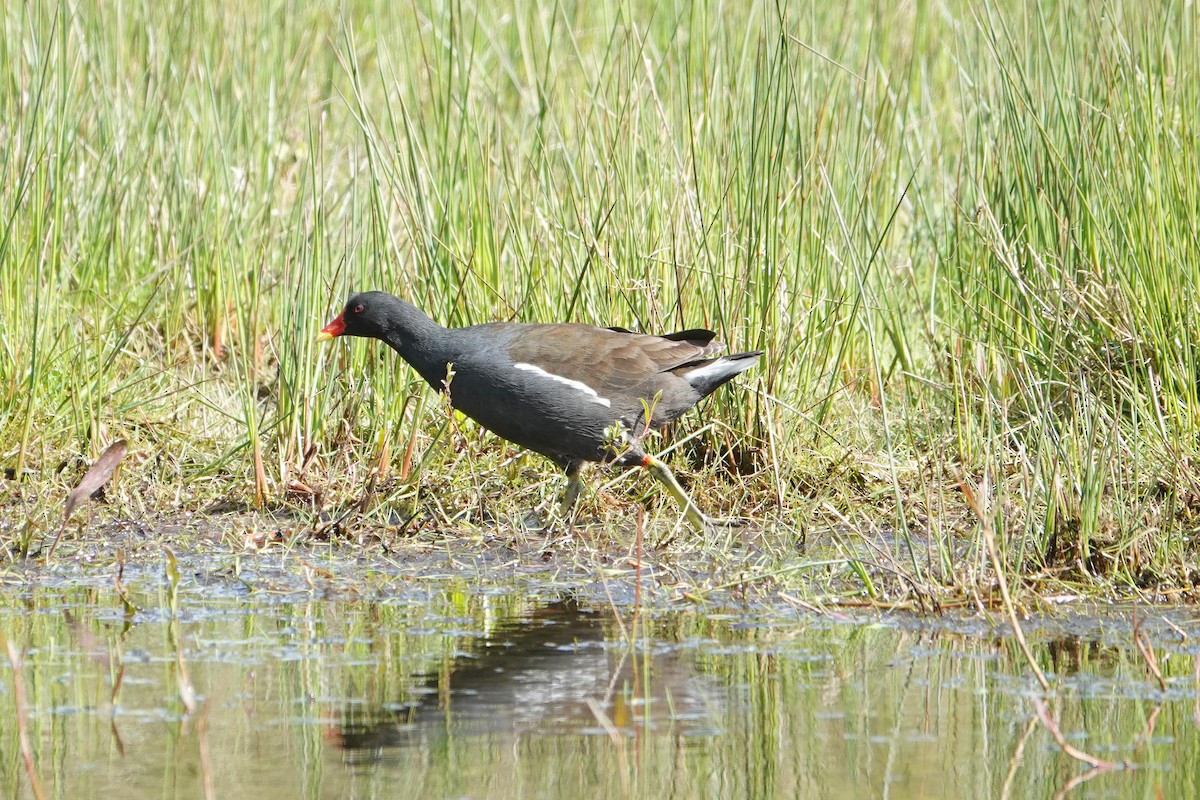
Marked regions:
[320,290,762,529]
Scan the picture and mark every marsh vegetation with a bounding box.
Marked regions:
[1,0,1198,608]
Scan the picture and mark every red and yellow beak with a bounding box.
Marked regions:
[317,312,345,341]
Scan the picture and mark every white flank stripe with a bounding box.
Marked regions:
[513,362,612,407]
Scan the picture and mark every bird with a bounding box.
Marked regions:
[318,290,762,531]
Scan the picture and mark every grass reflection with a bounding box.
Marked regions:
[0,576,1197,798]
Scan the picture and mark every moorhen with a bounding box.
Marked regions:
[319,291,762,531]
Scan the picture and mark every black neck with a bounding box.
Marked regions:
[380,302,457,391]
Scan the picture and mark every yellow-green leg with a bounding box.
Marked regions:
[641,455,710,533]
[559,462,584,517]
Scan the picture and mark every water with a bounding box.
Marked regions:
[1,549,1197,799]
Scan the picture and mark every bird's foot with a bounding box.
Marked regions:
[640,455,717,535]
[703,515,749,528]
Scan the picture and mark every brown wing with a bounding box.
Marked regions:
[505,324,726,391]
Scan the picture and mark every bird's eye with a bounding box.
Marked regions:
[353,304,364,314]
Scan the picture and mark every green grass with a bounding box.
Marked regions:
[1,0,1198,603]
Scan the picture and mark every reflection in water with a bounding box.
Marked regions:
[2,578,1200,799]
[328,598,721,760]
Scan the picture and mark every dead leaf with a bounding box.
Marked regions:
[47,439,129,559]
[63,440,128,522]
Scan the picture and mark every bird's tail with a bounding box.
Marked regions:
[681,351,763,397]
